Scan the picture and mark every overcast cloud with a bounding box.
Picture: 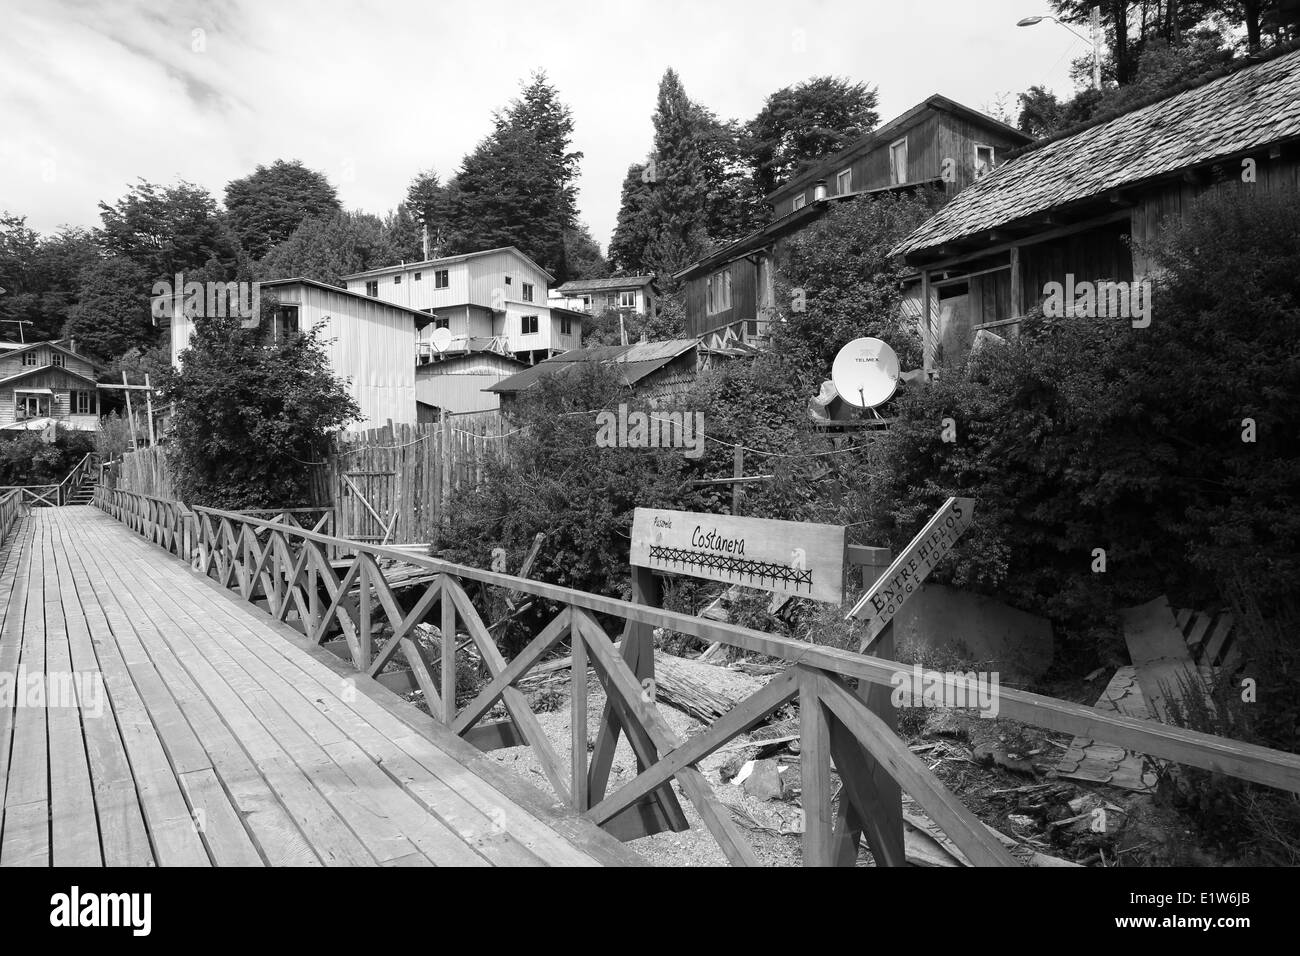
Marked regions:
[0,0,1086,249]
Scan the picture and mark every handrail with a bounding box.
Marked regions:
[0,489,23,547]
[93,486,1300,868]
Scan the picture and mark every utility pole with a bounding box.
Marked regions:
[1090,4,1103,91]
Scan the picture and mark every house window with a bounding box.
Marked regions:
[504,275,512,286]
[792,193,807,211]
[365,280,379,297]
[974,144,996,178]
[520,314,539,335]
[22,351,37,366]
[890,137,908,185]
[561,316,573,335]
[394,274,402,285]
[272,306,299,342]
[52,352,64,367]
[706,269,732,315]
[434,269,449,289]
[580,295,592,311]
[432,317,450,330]
[16,393,48,418]
[522,282,534,303]
[414,272,422,281]
[74,390,92,415]
[837,168,852,193]
[618,290,636,309]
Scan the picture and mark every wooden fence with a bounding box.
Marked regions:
[96,485,1300,867]
[0,489,23,548]
[0,452,96,508]
[107,415,512,546]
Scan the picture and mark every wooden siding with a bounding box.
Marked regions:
[936,114,1030,193]
[0,367,99,429]
[1020,221,1134,313]
[685,258,758,338]
[1130,155,1300,273]
[0,347,96,382]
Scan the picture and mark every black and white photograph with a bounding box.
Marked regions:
[0,0,1297,930]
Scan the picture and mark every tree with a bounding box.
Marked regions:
[96,179,238,281]
[608,162,657,273]
[259,211,405,286]
[564,223,609,280]
[64,256,161,361]
[405,170,458,252]
[745,76,880,198]
[0,215,98,342]
[430,71,583,279]
[771,191,943,388]
[224,159,340,261]
[161,308,359,509]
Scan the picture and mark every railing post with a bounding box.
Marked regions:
[799,666,834,866]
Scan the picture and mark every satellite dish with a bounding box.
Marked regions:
[831,337,899,409]
[430,327,453,352]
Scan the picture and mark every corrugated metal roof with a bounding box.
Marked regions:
[893,46,1300,258]
[555,275,655,293]
[486,340,698,394]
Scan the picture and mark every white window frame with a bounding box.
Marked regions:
[580,294,592,311]
[974,143,996,178]
[365,280,379,297]
[522,282,534,303]
[74,390,92,415]
[52,351,65,367]
[560,315,573,335]
[22,351,38,367]
[520,314,539,335]
[836,168,852,194]
[890,137,909,185]
[706,269,733,315]
[394,274,402,285]
[618,290,636,309]
[792,193,807,211]
[434,269,449,289]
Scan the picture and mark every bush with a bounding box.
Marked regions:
[161,310,359,509]
[0,427,96,486]
[869,187,1300,741]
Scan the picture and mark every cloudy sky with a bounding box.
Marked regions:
[1,0,1086,250]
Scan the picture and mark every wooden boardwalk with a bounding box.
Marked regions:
[0,507,641,867]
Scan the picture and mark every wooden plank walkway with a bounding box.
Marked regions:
[0,507,642,867]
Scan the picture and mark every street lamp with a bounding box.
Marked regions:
[1018,7,1103,90]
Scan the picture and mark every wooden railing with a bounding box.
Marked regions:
[0,489,23,548]
[0,452,96,507]
[93,486,1300,866]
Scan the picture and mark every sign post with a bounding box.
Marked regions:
[847,497,975,650]
[630,508,847,605]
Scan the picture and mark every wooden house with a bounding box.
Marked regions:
[342,246,584,364]
[549,275,657,316]
[0,340,102,433]
[415,351,528,415]
[892,44,1300,371]
[485,339,700,408]
[675,96,1031,349]
[165,278,434,429]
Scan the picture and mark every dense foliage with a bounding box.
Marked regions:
[871,188,1300,683]
[161,310,359,509]
[224,160,341,261]
[0,428,96,486]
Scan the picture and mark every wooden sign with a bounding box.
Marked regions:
[846,497,975,649]
[630,508,846,604]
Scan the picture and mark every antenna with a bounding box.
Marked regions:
[830,337,900,409]
[0,318,33,343]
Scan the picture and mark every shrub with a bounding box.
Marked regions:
[161,311,359,509]
[0,427,96,486]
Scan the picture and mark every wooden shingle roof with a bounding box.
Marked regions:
[893,46,1300,259]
